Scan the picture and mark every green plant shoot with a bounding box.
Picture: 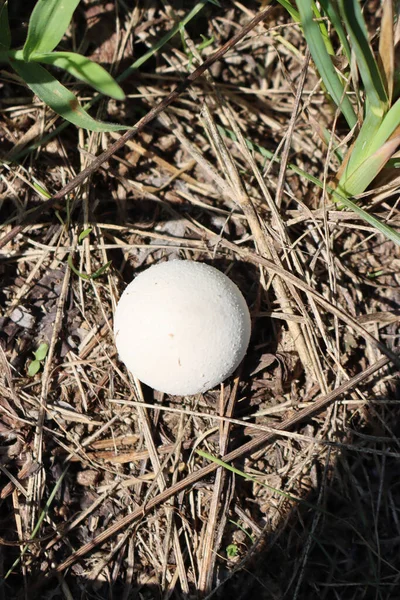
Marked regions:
[0,0,127,131]
[273,0,400,247]
[28,342,49,376]
[226,544,239,558]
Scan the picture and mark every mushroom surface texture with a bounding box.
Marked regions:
[114,260,251,395]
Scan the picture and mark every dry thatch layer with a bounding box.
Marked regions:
[0,2,399,599]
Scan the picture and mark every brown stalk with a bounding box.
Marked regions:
[0,6,271,251]
[54,355,391,573]
[378,0,394,104]
[198,380,239,592]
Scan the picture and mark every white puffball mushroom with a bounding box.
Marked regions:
[114,260,251,395]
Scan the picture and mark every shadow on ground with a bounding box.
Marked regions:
[1,364,400,599]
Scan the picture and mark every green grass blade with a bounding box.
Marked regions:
[78,227,92,242]
[275,0,300,22]
[278,1,335,55]
[197,449,307,504]
[311,2,334,56]
[296,0,357,128]
[319,0,351,61]
[332,188,400,246]
[92,260,112,279]
[31,51,125,100]
[228,519,255,543]
[196,449,398,562]
[218,124,325,184]
[339,135,400,196]
[4,466,69,580]
[23,0,80,60]
[369,96,400,150]
[0,0,11,51]
[338,0,388,112]
[9,1,210,160]
[339,103,383,183]
[11,60,128,132]
[118,0,211,80]
[67,254,111,280]
[343,95,400,177]
[340,87,400,187]
[67,255,91,280]
[219,125,400,246]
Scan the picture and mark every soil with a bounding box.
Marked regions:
[0,1,399,599]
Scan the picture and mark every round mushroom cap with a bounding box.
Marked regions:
[114,260,251,395]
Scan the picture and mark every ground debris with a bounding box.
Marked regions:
[0,1,399,599]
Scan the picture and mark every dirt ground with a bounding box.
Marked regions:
[0,1,399,599]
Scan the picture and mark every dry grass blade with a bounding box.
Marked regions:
[0,6,272,250]
[53,356,391,574]
[2,4,400,597]
[28,264,71,525]
[379,0,394,104]
[198,383,238,593]
[206,233,400,368]
[131,379,189,595]
[217,105,324,385]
